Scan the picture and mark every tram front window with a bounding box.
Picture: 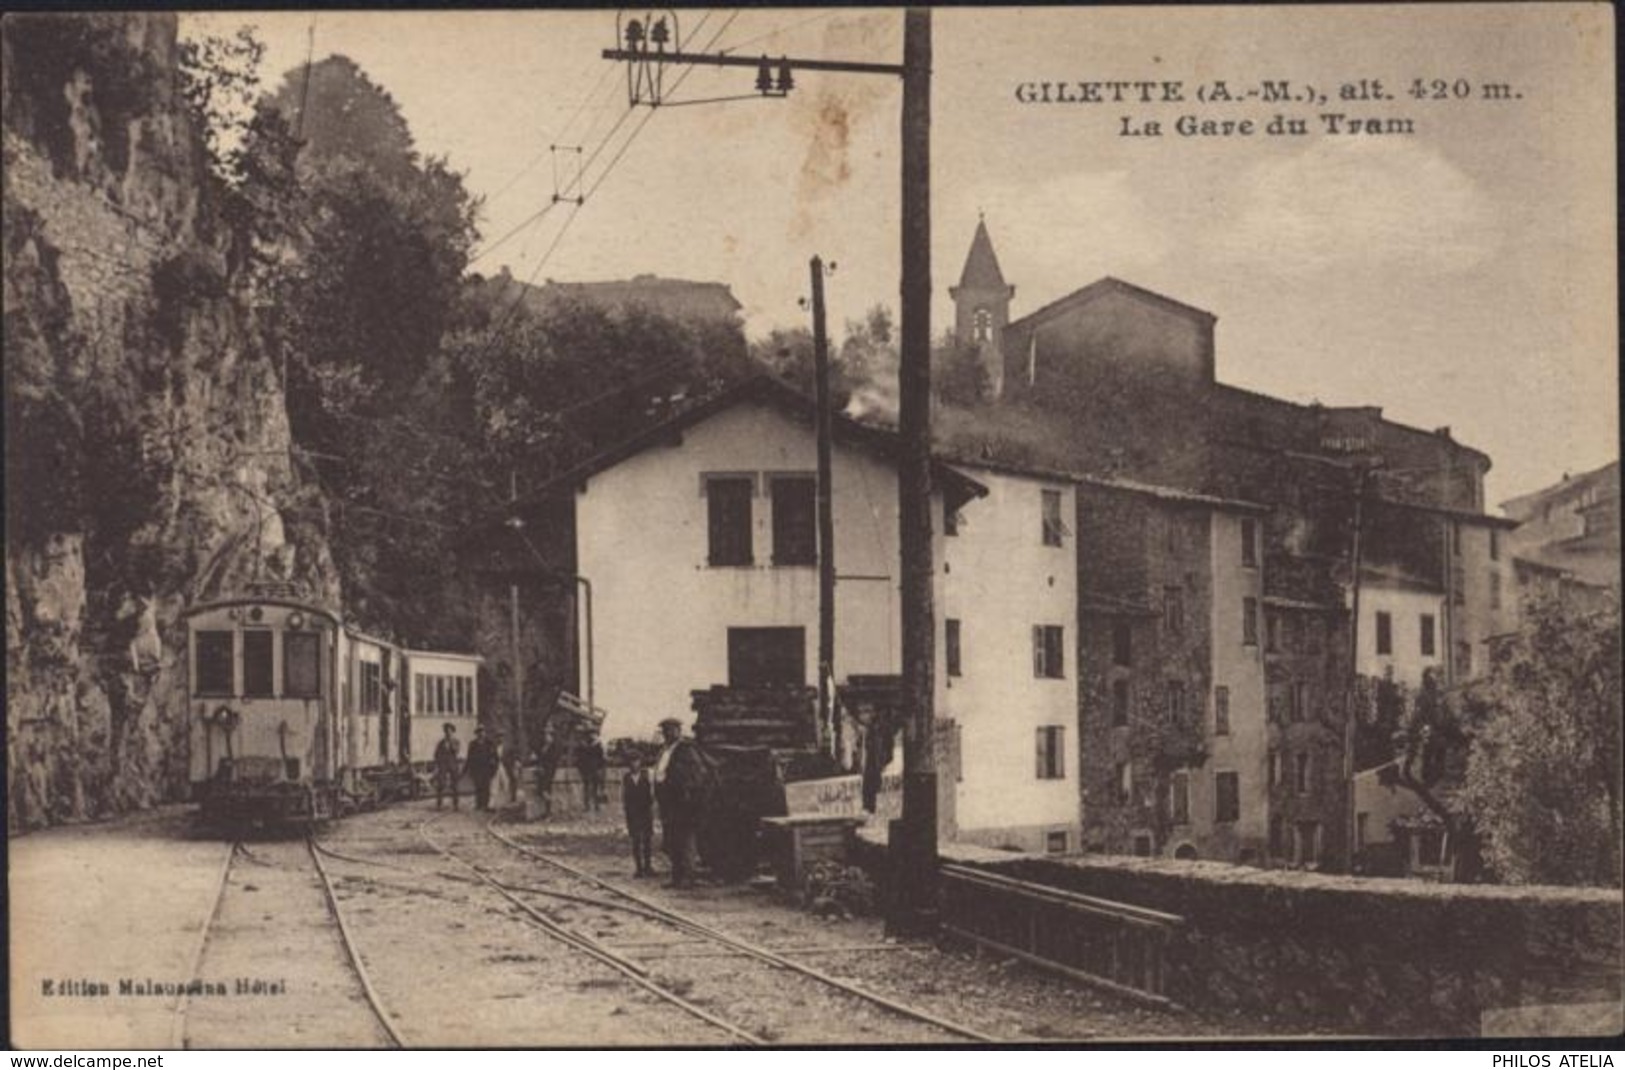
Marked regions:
[195,631,234,696]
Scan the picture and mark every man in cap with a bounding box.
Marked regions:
[652,716,707,886]
[466,725,500,812]
[433,722,461,810]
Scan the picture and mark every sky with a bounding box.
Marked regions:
[181,5,1617,507]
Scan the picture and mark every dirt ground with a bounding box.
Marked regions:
[8,798,1322,1048]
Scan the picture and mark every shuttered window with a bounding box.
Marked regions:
[770,476,816,566]
[1036,726,1065,779]
[706,476,754,566]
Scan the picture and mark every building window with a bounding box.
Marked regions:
[1265,610,1281,653]
[1133,834,1153,857]
[1295,821,1322,865]
[1270,815,1285,857]
[1420,613,1436,657]
[1452,522,1462,556]
[1295,751,1311,794]
[1112,621,1132,667]
[1290,681,1309,723]
[972,306,992,343]
[1452,564,1467,606]
[1170,771,1190,825]
[1215,771,1240,823]
[1243,597,1259,646]
[1375,611,1393,656]
[1115,761,1133,805]
[943,499,960,537]
[1457,641,1473,677]
[945,618,962,678]
[1033,624,1065,679]
[706,476,754,566]
[1241,517,1259,567]
[1166,679,1186,722]
[769,475,816,566]
[284,631,322,698]
[1036,726,1065,779]
[1268,750,1281,787]
[1046,830,1069,854]
[1164,586,1184,634]
[1489,571,1502,610]
[1041,489,1065,546]
[1490,528,1501,561]
[195,631,234,696]
[1356,812,1369,849]
[1111,679,1131,727]
[242,630,274,697]
[1214,685,1231,736]
[727,627,806,687]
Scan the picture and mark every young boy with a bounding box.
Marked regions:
[621,751,655,877]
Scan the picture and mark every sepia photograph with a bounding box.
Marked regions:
[4,3,1620,1050]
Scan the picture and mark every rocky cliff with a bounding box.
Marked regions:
[4,13,336,830]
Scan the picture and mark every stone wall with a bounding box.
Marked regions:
[975,852,1622,1035]
[4,14,336,830]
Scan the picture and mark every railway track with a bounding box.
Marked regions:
[394,815,1000,1045]
[170,836,404,1049]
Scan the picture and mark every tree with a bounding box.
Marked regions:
[933,333,991,407]
[1457,596,1622,886]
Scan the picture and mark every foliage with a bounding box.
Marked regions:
[1127,683,1210,849]
[802,859,877,917]
[177,27,266,184]
[933,334,992,406]
[748,325,855,410]
[1457,596,1622,886]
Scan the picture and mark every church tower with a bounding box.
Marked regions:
[949,216,1015,398]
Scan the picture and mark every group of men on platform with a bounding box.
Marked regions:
[430,715,707,888]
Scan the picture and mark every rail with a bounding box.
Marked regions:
[306,836,408,1047]
[939,863,1184,1007]
[484,821,1002,1043]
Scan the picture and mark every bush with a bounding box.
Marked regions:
[802,859,876,918]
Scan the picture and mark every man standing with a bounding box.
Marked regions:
[466,725,500,812]
[433,723,461,811]
[578,735,606,812]
[653,716,707,887]
[622,750,656,877]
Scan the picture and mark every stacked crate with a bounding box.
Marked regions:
[689,684,818,750]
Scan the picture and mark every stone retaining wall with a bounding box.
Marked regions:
[852,828,1621,1035]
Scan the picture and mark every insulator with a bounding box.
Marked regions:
[649,17,669,47]
[776,59,794,93]
[755,58,773,94]
[625,18,644,47]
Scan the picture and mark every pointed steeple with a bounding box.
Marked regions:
[957,215,1009,291]
[950,216,1016,398]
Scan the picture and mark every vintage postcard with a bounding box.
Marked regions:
[5,4,1619,1050]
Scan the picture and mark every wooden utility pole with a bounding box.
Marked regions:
[508,470,526,768]
[1343,465,1368,873]
[890,7,938,936]
[600,6,937,934]
[810,256,838,761]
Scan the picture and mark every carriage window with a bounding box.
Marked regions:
[242,631,274,696]
[285,632,322,698]
[414,674,424,714]
[361,661,382,713]
[195,631,234,695]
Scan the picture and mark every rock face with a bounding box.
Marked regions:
[4,13,336,830]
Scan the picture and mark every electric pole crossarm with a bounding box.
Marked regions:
[601,49,905,77]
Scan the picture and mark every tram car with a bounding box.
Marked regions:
[186,592,480,826]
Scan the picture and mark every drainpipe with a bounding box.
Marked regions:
[576,575,594,717]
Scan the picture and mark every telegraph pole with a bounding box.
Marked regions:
[810,256,837,761]
[508,470,526,773]
[1343,464,1368,873]
[890,7,938,936]
[602,7,938,935]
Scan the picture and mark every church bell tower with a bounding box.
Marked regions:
[949,216,1015,398]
